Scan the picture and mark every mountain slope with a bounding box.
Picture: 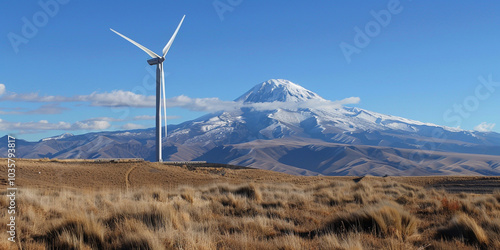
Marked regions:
[3,79,500,176]
[195,138,500,176]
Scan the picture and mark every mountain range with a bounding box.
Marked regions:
[3,79,500,176]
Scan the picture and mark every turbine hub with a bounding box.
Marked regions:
[147,57,165,65]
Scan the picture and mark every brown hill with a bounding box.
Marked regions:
[197,138,500,176]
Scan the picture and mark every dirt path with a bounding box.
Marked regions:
[125,165,137,190]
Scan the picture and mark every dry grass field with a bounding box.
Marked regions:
[1,159,500,249]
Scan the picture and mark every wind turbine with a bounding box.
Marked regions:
[111,15,185,162]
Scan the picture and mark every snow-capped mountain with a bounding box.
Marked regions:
[235,79,325,103]
[41,133,74,142]
[167,79,500,155]
[3,79,500,176]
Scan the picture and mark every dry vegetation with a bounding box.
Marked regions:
[1,177,500,249]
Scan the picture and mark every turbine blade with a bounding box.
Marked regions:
[110,28,160,58]
[162,15,185,57]
[161,64,168,138]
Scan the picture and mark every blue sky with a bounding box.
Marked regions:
[1,0,499,141]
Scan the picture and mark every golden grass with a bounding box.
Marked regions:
[1,179,499,249]
[323,201,418,240]
[437,213,488,246]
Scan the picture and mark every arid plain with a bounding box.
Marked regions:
[1,159,500,249]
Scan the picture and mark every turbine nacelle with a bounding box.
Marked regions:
[147,57,165,65]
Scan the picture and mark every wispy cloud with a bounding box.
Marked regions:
[0,109,19,115]
[121,123,146,130]
[85,91,156,107]
[0,107,23,114]
[0,114,182,134]
[0,90,155,107]
[245,97,361,112]
[1,92,73,102]
[71,120,111,130]
[25,103,69,114]
[1,90,233,111]
[167,95,239,112]
[0,118,111,133]
[0,85,362,136]
[166,95,361,112]
[1,86,361,113]
[474,122,495,132]
[0,104,68,115]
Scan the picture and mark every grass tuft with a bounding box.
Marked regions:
[324,201,418,240]
[436,213,489,247]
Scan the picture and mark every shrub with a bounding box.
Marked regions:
[439,197,460,213]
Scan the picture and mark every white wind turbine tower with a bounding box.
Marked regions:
[111,15,185,162]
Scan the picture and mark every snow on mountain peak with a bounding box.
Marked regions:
[235,79,325,103]
[41,133,74,141]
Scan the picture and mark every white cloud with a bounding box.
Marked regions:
[121,123,146,130]
[71,120,111,130]
[338,97,361,105]
[474,122,496,132]
[85,90,156,107]
[0,119,111,132]
[0,84,5,96]
[0,90,155,107]
[166,95,361,113]
[0,88,361,112]
[167,95,239,112]
[0,92,71,102]
[245,97,361,111]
